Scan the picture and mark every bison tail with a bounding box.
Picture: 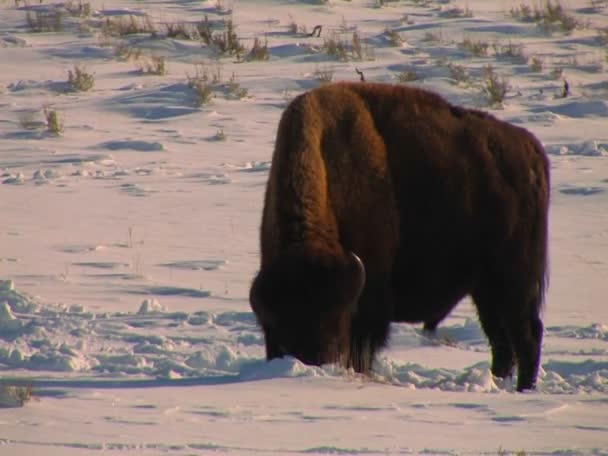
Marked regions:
[536,210,549,313]
[533,146,550,312]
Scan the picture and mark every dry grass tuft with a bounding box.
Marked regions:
[511,1,583,34]
[44,107,63,135]
[246,37,269,61]
[482,65,509,106]
[459,37,489,57]
[101,15,156,38]
[312,65,335,84]
[1,383,33,408]
[26,9,63,32]
[138,56,167,75]
[67,65,94,92]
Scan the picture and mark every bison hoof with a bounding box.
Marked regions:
[422,323,438,333]
[516,380,537,392]
[491,363,514,380]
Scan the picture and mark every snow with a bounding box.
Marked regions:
[1,0,608,454]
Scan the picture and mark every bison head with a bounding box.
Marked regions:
[250,252,366,367]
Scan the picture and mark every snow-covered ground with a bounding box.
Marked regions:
[1,0,607,454]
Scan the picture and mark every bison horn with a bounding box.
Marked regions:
[348,251,366,308]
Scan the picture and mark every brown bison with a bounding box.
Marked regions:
[249,82,549,391]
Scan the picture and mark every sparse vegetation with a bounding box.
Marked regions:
[214,0,232,14]
[197,15,214,44]
[189,61,223,86]
[67,65,95,92]
[138,55,167,75]
[207,61,224,85]
[423,30,445,44]
[18,111,42,130]
[209,18,246,56]
[287,15,308,35]
[439,5,473,18]
[44,107,63,135]
[185,62,250,103]
[482,65,509,106]
[0,383,32,407]
[312,65,335,84]
[493,41,526,62]
[288,18,299,35]
[459,37,489,57]
[322,30,368,61]
[26,9,63,32]
[101,14,156,38]
[529,55,544,72]
[114,41,143,61]
[165,21,197,40]
[396,69,419,83]
[375,0,400,7]
[188,75,213,107]
[510,4,536,22]
[65,0,91,18]
[597,28,608,45]
[551,65,564,79]
[78,19,95,36]
[351,31,364,60]
[246,37,269,61]
[539,1,580,33]
[511,1,582,34]
[498,448,529,456]
[384,28,404,47]
[323,33,349,61]
[539,12,580,34]
[447,62,471,84]
[226,72,248,99]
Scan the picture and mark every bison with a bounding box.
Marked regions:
[249,82,549,391]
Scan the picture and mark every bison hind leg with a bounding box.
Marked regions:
[510,305,543,391]
[473,284,544,391]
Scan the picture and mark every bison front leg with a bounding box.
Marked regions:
[348,322,390,373]
[263,331,283,360]
[472,287,516,380]
[348,284,392,373]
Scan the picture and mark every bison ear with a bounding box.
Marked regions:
[345,252,366,311]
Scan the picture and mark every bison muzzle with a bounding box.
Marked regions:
[249,82,550,391]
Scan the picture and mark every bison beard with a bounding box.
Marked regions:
[249,82,550,392]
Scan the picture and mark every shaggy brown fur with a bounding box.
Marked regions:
[249,82,550,391]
